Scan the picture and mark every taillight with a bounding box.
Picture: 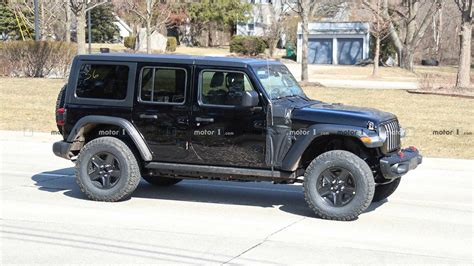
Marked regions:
[56,107,65,126]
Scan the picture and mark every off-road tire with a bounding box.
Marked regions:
[75,137,141,201]
[372,178,401,202]
[55,84,67,134]
[142,175,182,186]
[303,150,375,221]
[55,84,66,110]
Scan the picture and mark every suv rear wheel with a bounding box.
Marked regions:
[75,137,141,201]
[142,175,182,186]
[303,150,375,220]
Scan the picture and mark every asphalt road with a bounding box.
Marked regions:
[0,131,472,264]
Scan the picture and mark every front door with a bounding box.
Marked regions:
[133,64,192,162]
[188,67,267,168]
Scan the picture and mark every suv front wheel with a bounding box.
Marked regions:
[75,137,141,201]
[303,150,375,221]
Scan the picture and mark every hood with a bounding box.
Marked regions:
[290,102,397,128]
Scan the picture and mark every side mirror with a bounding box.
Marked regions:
[241,90,259,108]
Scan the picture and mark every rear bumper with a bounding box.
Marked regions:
[53,141,73,159]
[380,147,422,179]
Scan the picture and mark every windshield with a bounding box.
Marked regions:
[252,64,307,100]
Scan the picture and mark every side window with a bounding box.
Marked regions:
[200,70,254,106]
[140,67,186,104]
[76,64,129,100]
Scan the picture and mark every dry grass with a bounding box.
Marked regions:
[173,46,231,56]
[304,87,474,159]
[90,43,127,53]
[0,78,66,132]
[89,43,231,56]
[303,64,474,83]
[0,77,473,159]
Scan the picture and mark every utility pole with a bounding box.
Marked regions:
[88,9,92,54]
[34,0,40,41]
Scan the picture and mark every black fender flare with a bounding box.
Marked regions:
[280,124,382,171]
[67,115,153,161]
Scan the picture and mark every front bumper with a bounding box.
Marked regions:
[53,141,73,159]
[380,147,422,179]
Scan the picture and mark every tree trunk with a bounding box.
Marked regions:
[385,0,439,71]
[400,49,414,71]
[146,22,152,54]
[40,1,47,40]
[207,22,213,47]
[65,3,71,42]
[76,9,86,54]
[300,13,309,82]
[269,42,275,58]
[456,21,472,88]
[372,35,380,77]
[400,46,415,71]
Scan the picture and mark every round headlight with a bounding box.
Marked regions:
[378,126,387,142]
[399,127,406,138]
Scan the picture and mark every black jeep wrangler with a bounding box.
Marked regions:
[53,54,422,220]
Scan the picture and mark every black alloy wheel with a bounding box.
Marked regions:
[317,167,356,207]
[88,152,122,189]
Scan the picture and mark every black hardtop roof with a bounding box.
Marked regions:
[76,53,282,68]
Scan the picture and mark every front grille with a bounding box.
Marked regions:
[382,120,401,153]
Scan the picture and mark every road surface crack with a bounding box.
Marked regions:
[222,217,305,265]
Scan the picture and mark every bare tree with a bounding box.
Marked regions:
[454,0,472,88]
[260,1,288,58]
[363,0,393,77]
[432,1,443,59]
[122,0,171,54]
[384,0,442,71]
[69,0,109,54]
[62,0,72,42]
[12,0,63,40]
[286,0,344,82]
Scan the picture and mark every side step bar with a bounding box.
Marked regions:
[145,162,296,181]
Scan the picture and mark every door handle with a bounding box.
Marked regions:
[140,114,158,119]
[195,117,214,123]
[253,120,265,128]
[177,117,189,125]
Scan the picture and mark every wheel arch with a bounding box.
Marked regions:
[67,115,153,161]
[281,124,379,172]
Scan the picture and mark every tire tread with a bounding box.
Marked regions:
[303,150,375,221]
[75,137,141,202]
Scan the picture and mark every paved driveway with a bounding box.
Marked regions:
[0,131,472,264]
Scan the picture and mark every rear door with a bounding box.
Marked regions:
[187,66,267,168]
[132,64,192,162]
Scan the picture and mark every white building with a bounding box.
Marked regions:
[236,0,288,37]
[297,22,370,65]
[114,15,132,42]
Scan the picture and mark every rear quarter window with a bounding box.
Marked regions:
[76,64,129,100]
